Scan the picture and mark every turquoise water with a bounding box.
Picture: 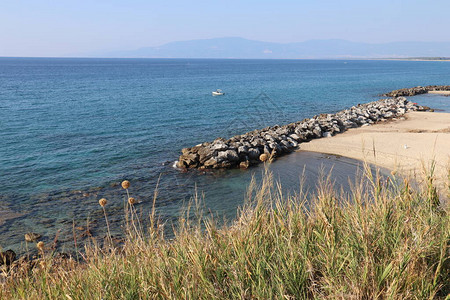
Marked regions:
[1,58,449,252]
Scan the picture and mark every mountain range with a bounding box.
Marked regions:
[94,37,450,59]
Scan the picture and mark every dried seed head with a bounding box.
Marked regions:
[128,197,136,205]
[39,260,47,269]
[99,198,107,207]
[36,241,44,252]
[259,153,269,162]
[121,180,130,189]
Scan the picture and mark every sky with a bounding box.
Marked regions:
[1,0,450,57]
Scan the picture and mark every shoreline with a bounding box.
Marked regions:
[300,111,450,194]
[428,90,450,95]
[177,85,449,171]
[367,58,450,62]
[177,97,431,170]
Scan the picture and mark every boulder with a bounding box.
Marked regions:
[247,148,260,161]
[204,157,219,168]
[211,142,228,151]
[289,133,301,141]
[198,147,215,164]
[239,160,250,169]
[217,149,239,163]
[312,126,322,138]
[237,145,248,155]
[178,152,199,168]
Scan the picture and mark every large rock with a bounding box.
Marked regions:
[198,147,215,164]
[211,141,228,151]
[237,145,248,155]
[204,157,219,168]
[225,149,239,162]
[247,148,260,161]
[177,152,199,168]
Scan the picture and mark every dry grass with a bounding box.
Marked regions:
[1,165,449,299]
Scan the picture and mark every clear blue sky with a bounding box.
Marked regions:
[1,0,450,57]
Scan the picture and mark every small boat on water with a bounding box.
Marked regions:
[212,89,225,96]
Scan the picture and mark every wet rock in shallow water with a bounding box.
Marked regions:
[177,152,199,168]
[239,160,250,169]
[247,148,260,161]
[25,232,41,242]
[197,147,215,164]
[204,157,219,168]
[279,140,293,153]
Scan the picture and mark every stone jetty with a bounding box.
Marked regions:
[177,97,431,170]
[383,85,450,97]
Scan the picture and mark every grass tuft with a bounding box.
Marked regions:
[1,166,449,299]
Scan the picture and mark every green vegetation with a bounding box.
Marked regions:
[1,166,449,299]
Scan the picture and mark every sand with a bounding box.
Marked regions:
[428,91,450,95]
[299,112,450,192]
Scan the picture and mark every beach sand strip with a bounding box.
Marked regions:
[299,111,450,194]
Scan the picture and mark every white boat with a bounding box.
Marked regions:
[212,89,225,96]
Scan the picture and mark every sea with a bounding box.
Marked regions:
[1,58,449,253]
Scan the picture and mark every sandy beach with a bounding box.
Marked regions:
[300,111,450,192]
[428,90,450,95]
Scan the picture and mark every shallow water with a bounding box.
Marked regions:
[1,151,388,254]
[1,58,449,253]
[409,93,450,112]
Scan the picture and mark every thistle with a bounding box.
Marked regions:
[121,180,130,189]
[99,198,107,207]
[36,241,44,252]
[259,153,269,162]
[98,198,112,244]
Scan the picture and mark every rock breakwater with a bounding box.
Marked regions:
[383,85,450,97]
[177,97,431,170]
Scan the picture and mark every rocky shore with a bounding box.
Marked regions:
[177,97,431,170]
[382,85,450,97]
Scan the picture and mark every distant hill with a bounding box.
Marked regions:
[94,37,450,59]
